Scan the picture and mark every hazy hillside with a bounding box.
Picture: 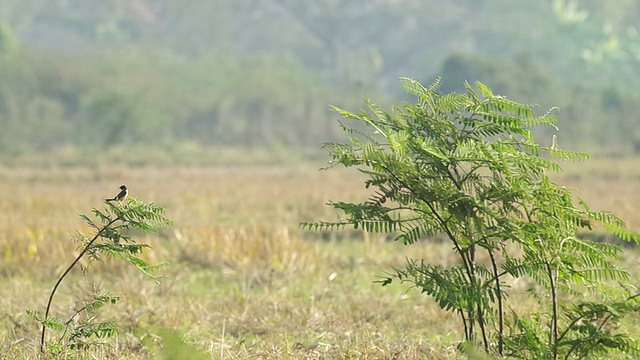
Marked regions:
[2,0,640,158]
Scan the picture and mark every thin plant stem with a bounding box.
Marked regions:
[488,249,504,356]
[546,261,559,360]
[40,217,119,352]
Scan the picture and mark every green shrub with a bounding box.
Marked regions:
[303,78,640,358]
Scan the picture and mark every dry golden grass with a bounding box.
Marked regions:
[1,158,640,359]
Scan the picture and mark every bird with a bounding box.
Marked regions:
[106,185,128,202]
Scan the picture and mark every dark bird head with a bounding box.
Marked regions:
[120,185,127,190]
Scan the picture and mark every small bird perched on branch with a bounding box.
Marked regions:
[106,185,128,202]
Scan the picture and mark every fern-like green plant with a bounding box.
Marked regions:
[302,78,640,359]
[31,197,172,354]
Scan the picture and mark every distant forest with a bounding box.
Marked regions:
[2,0,640,155]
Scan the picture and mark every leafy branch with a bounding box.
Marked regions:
[35,197,172,353]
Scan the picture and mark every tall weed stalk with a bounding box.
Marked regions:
[30,197,172,353]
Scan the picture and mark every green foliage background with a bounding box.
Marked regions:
[2,0,640,157]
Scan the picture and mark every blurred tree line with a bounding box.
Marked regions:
[2,0,640,156]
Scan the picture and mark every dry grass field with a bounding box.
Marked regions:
[1,157,640,359]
